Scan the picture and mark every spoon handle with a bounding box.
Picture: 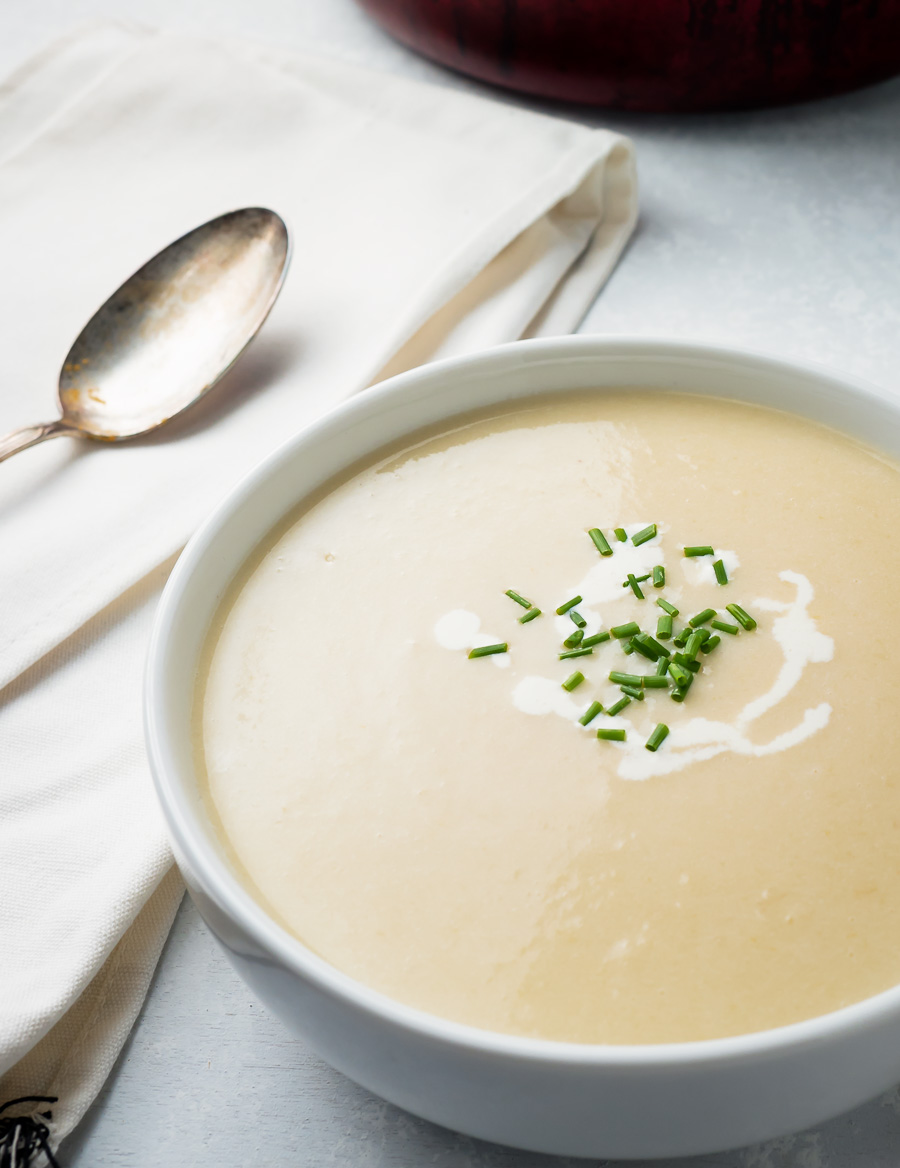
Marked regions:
[0,419,78,464]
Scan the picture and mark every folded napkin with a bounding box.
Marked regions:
[0,21,637,1154]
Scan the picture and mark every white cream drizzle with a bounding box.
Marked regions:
[435,568,834,780]
[433,609,510,668]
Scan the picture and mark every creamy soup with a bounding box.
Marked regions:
[197,392,900,1044]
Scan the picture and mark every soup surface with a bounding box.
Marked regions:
[198,392,900,1043]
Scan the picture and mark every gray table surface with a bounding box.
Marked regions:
[5,2,900,1164]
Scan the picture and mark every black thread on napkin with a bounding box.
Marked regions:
[0,1097,60,1168]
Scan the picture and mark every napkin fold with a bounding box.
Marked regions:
[0,21,636,1154]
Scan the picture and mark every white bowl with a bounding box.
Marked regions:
[145,336,900,1159]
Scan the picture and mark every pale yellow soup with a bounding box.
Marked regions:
[197,392,900,1044]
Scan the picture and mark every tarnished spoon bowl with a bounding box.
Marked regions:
[0,207,290,463]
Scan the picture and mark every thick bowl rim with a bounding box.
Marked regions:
[145,334,900,1069]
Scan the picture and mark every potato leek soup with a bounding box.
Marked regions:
[197,392,900,1045]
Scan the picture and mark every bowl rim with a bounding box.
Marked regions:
[145,333,900,1069]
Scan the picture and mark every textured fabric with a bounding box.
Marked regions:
[0,21,637,1152]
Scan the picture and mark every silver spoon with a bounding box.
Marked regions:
[0,207,290,463]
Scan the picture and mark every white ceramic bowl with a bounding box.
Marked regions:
[146,336,900,1159]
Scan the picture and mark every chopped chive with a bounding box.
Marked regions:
[726,603,758,631]
[556,595,582,615]
[656,598,679,617]
[579,701,603,726]
[569,609,587,628]
[559,647,594,660]
[562,671,585,692]
[609,671,643,686]
[632,524,657,547]
[668,661,693,687]
[620,685,644,700]
[623,573,652,586]
[563,628,585,649]
[582,631,611,648]
[519,607,542,624]
[598,728,627,741]
[630,637,659,662]
[645,723,670,752]
[711,619,738,635]
[656,657,669,676]
[640,633,671,658]
[611,621,641,639]
[657,614,673,640]
[468,643,507,658]
[606,696,631,717]
[684,631,705,659]
[713,559,729,586]
[652,565,665,588]
[672,652,701,673]
[689,608,716,628]
[671,686,690,703]
[701,634,721,654]
[505,589,531,609]
[684,546,715,557]
[642,675,670,689]
[614,527,628,542]
[694,628,711,645]
[673,629,690,648]
[625,574,645,600]
[588,528,613,556]
[622,641,635,655]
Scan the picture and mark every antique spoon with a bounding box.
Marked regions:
[0,207,290,464]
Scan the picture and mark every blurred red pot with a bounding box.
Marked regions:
[356,0,900,111]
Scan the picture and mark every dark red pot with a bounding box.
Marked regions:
[356,0,900,111]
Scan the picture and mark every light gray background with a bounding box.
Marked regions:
[5,2,900,1164]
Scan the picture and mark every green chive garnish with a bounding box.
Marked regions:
[582,631,610,648]
[579,701,603,726]
[657,614,673,640]
[569,610,587,629]
[711,619,738,634]
[645,723,670,752]
[684,631,705,659]
[689,608,716,628]
[620,685,644,700]
[656,598,679,617]
[588,528,613,556]
[611,621,641,638]
[671,686,690,703]
[562,671,585,692]
[505,590,531,609]
[623,573,651,586]
[622,641,635,655]
[713,559,728,585]
[701,634,721,654]
[668,661,693,687]
[672,652,701,673]
[630,637,659,662]
[652,565,665,588]
[519,607,542,624]
[556,595,582,615]
[597,728,627,741]
[631,524,657,547]
[642,675,670,689]
[559,647,594,660]
[614,527,628,542]
[726,603,758,631]
[563,628,584,649]
[606,696,631,717]
[626,574,645,600]
[655,657,669,676]
[609,671,642,686]
[684,546,715,557]
[673,629,690,648]
[640,633,670,658]
[468,643,507,658]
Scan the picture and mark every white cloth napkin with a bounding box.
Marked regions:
[0,20,637,1153]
